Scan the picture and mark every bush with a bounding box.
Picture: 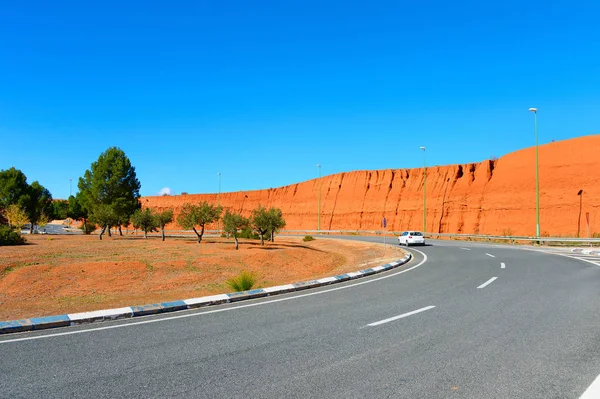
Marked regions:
[238,226,259,240]
[80,222,97,234]
[303,235,315,242]
[0,225,26,246]
[226,271,257,292]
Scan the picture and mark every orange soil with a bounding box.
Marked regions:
[0,235,404,320]
[145,134,600,237]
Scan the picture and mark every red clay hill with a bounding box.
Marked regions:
[144,135,600,237]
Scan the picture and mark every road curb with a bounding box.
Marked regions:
[0,252,412,335]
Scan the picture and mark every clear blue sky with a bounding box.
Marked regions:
[1,0,598,199]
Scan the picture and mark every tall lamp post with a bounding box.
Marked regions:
[316,164,321,232]
[217,172,221,233]
[528,108,540,237]
[420,147,426,233]
[68,178,72,227]
[217,172,221,206]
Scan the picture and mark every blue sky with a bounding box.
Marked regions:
[1,0,598,199]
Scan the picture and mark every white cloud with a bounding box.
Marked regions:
[158,187,172,196]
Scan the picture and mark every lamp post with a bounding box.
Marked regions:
[217,172,221,234]
[217,172,221,206]
[420,147,426,233]
[68,178,72,227]
[529,108,540,237]
[317,164,321,231]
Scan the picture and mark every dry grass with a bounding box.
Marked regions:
[0,235,405,320]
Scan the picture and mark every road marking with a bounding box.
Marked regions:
[581,373,600,398]
[477,277,497,289]
[501,262,506,269]
[0,249,429,344]
[367,306,436,327]
[460,247,471,251]
[485,253,495,258]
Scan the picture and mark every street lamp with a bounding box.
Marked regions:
[217,172,221,206]
[316,164,322,231]
[529,107,540,237]
[420,147,426,233]
[68,178,72,227]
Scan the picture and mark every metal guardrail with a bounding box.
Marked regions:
[113,228,600,245]
[277,230,600,244]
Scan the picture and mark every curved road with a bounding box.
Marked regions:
[1,238,599,398]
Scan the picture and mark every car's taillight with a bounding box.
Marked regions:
[408,236,412,238]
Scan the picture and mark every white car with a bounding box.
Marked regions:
[398,231,425,246]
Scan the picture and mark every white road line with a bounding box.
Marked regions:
[485,253,495,258]
[0,249,429,345]
[367,306,436,327]
[460,247,471,251]
[580,373,600,398]
[477,277,498,289]
[501,262,506,269]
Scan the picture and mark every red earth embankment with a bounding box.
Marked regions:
[144,135,600,237]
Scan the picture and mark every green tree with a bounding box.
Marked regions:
[67,194,90,233]
[50,200,69,220]
[0,167,29,211]
[266,207,286,242]
[251,205,270,245]
[90,204,119,240]
[78,147,141,239]
[0,168,52,232]
[177,202,222,244]
[223,210,249,250]
[156,209,174,241]
[131,208,158,239]
[24,181,53,234]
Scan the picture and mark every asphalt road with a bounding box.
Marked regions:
[1,238,599,398]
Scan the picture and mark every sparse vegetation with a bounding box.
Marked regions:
[226,271,257,292]
[156,209,174,241]
[177,202,222,244]
[223,210,249,250]
[303,235,315,242]
[131,208,159,239]
[0,225,26,246]
[80,222,97,234]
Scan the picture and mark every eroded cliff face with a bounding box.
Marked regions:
[144,135,600,236]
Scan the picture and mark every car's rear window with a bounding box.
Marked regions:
[410,232,423,236]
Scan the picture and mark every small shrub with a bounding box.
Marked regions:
[501,228,513,237]
[80,222,97,234]
[238,226,259,240]
[0,225,26,246]
[303,235,315,242]
[226,271,257,292]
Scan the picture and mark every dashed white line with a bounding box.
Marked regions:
[460,247,471,251]
[477,277,498,289]
[485,253,496,258]
[501,262,506,269]
[580,373,600,398]
[367,306,436,327]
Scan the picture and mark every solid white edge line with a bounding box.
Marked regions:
[477,277,498,289]
[0,249,429,344]
[367,306,436,327]
[523,249,600,267]
[485,253,496,258]
[501,262,506,269]
[580,373,600,399]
